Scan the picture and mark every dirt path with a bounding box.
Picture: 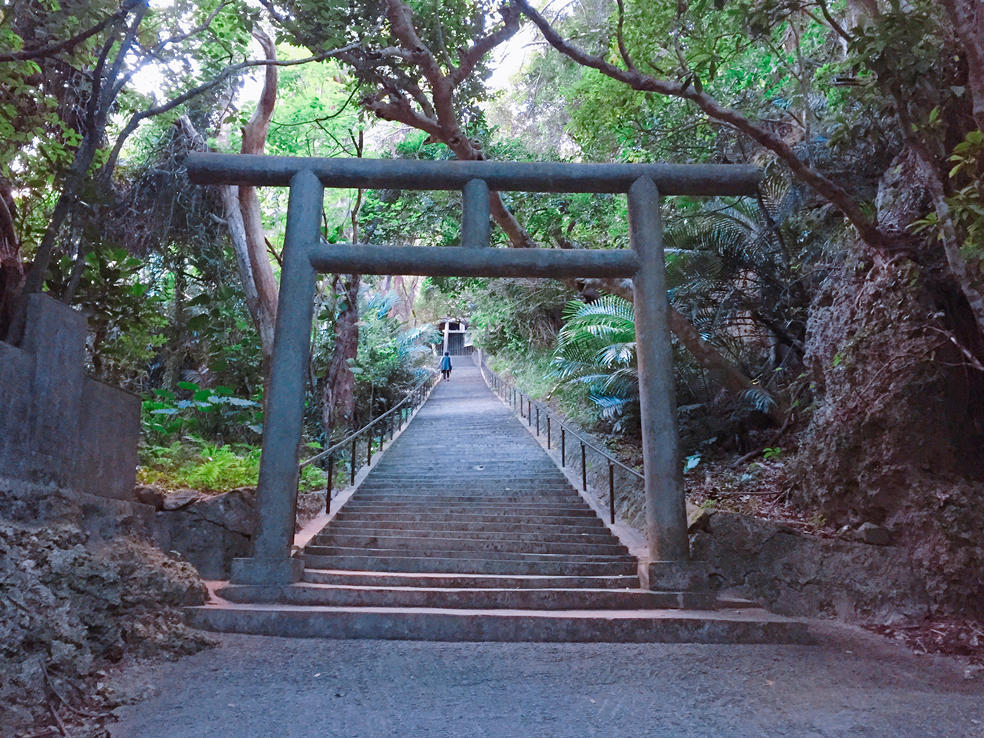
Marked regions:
[109,626,983,737]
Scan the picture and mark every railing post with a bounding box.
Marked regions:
[546,415,551,449]
[326,455,334,514]
[629,176,688,562]
[367,424,373,465]
[351,438,357,484]
[527,398,532,426]
[581,441,587,491]
[231,169,322,585]
[608,462,615,525]
[561,428,566,466]
[535,406,540,436]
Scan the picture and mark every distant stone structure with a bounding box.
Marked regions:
[437,316,472,356]
[0,293,139,499]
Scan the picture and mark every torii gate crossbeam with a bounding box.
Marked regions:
[186,152,760,586]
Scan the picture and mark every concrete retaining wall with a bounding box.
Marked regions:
[0,294,139,500]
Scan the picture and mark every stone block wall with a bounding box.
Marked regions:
[691,511,931,623]
[0,294,139,500]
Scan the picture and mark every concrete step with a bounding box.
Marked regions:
[324,520,609,535]
[333,511,608,526]
[304,545,634,563]
[216,583,718,610]
[362,472,567,480]
[363,481,568,487]
[351,493,583,503]
[314,527,620,544]
[186,603,813,643]
[359,469,568,475]
[340,504,597,516]
[356,483,577,490]
[302,554,639,576]
[307,535,627,556]
[300,569,642,589]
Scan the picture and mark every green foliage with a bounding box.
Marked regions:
[138,438,324,493]
[351,292,439,414]
[42,247,167,386]
[911,129,984,276]
[487,348,596,427]
[552,295,639,426]
[271,0,503,118]
[141,382,261,444]
[943,131,984,263]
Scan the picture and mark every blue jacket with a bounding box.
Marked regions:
[440,355,452,370]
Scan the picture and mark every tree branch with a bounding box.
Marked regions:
[515,0,899,255]
[937,0,984,130]
[892,87,984,337]
[614,0,637,72]
[100,42,362,179]
[0,0,141,62]
[451,3,523,85]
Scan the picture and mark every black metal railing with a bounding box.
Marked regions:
[299,371,438,512]
[474,354,642,525]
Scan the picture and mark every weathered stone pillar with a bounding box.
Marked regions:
[628,177,690,566]
[231,170,323,585]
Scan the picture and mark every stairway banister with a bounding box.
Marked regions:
[299,371,437,469]
[474,354,643,483]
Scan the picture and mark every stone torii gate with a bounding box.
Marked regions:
[186,152,759,586]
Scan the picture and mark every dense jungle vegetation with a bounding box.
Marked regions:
[1,0,982,616]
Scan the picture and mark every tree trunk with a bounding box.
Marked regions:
[939,0,984,131]
[322,275,361,434]
[238,27,281,372]
[11,3,148,342]
[0,178,23,338]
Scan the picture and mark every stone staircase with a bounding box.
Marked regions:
[187,365,810,643]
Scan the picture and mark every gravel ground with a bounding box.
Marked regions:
[109,625,984,738]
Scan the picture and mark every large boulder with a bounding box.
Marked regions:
[153,487,257,579]
[787,148,984,617]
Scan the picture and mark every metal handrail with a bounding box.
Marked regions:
[298,371,439,511]
[300,372,435,468]
[474,354,641,525]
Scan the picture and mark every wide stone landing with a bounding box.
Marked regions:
[187,366,811,644]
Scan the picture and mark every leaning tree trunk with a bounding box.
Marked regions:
[321,274,361,434]
[237,27,281,383]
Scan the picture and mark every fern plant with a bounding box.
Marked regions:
[663,174,806,378]
[551,295,639,425]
